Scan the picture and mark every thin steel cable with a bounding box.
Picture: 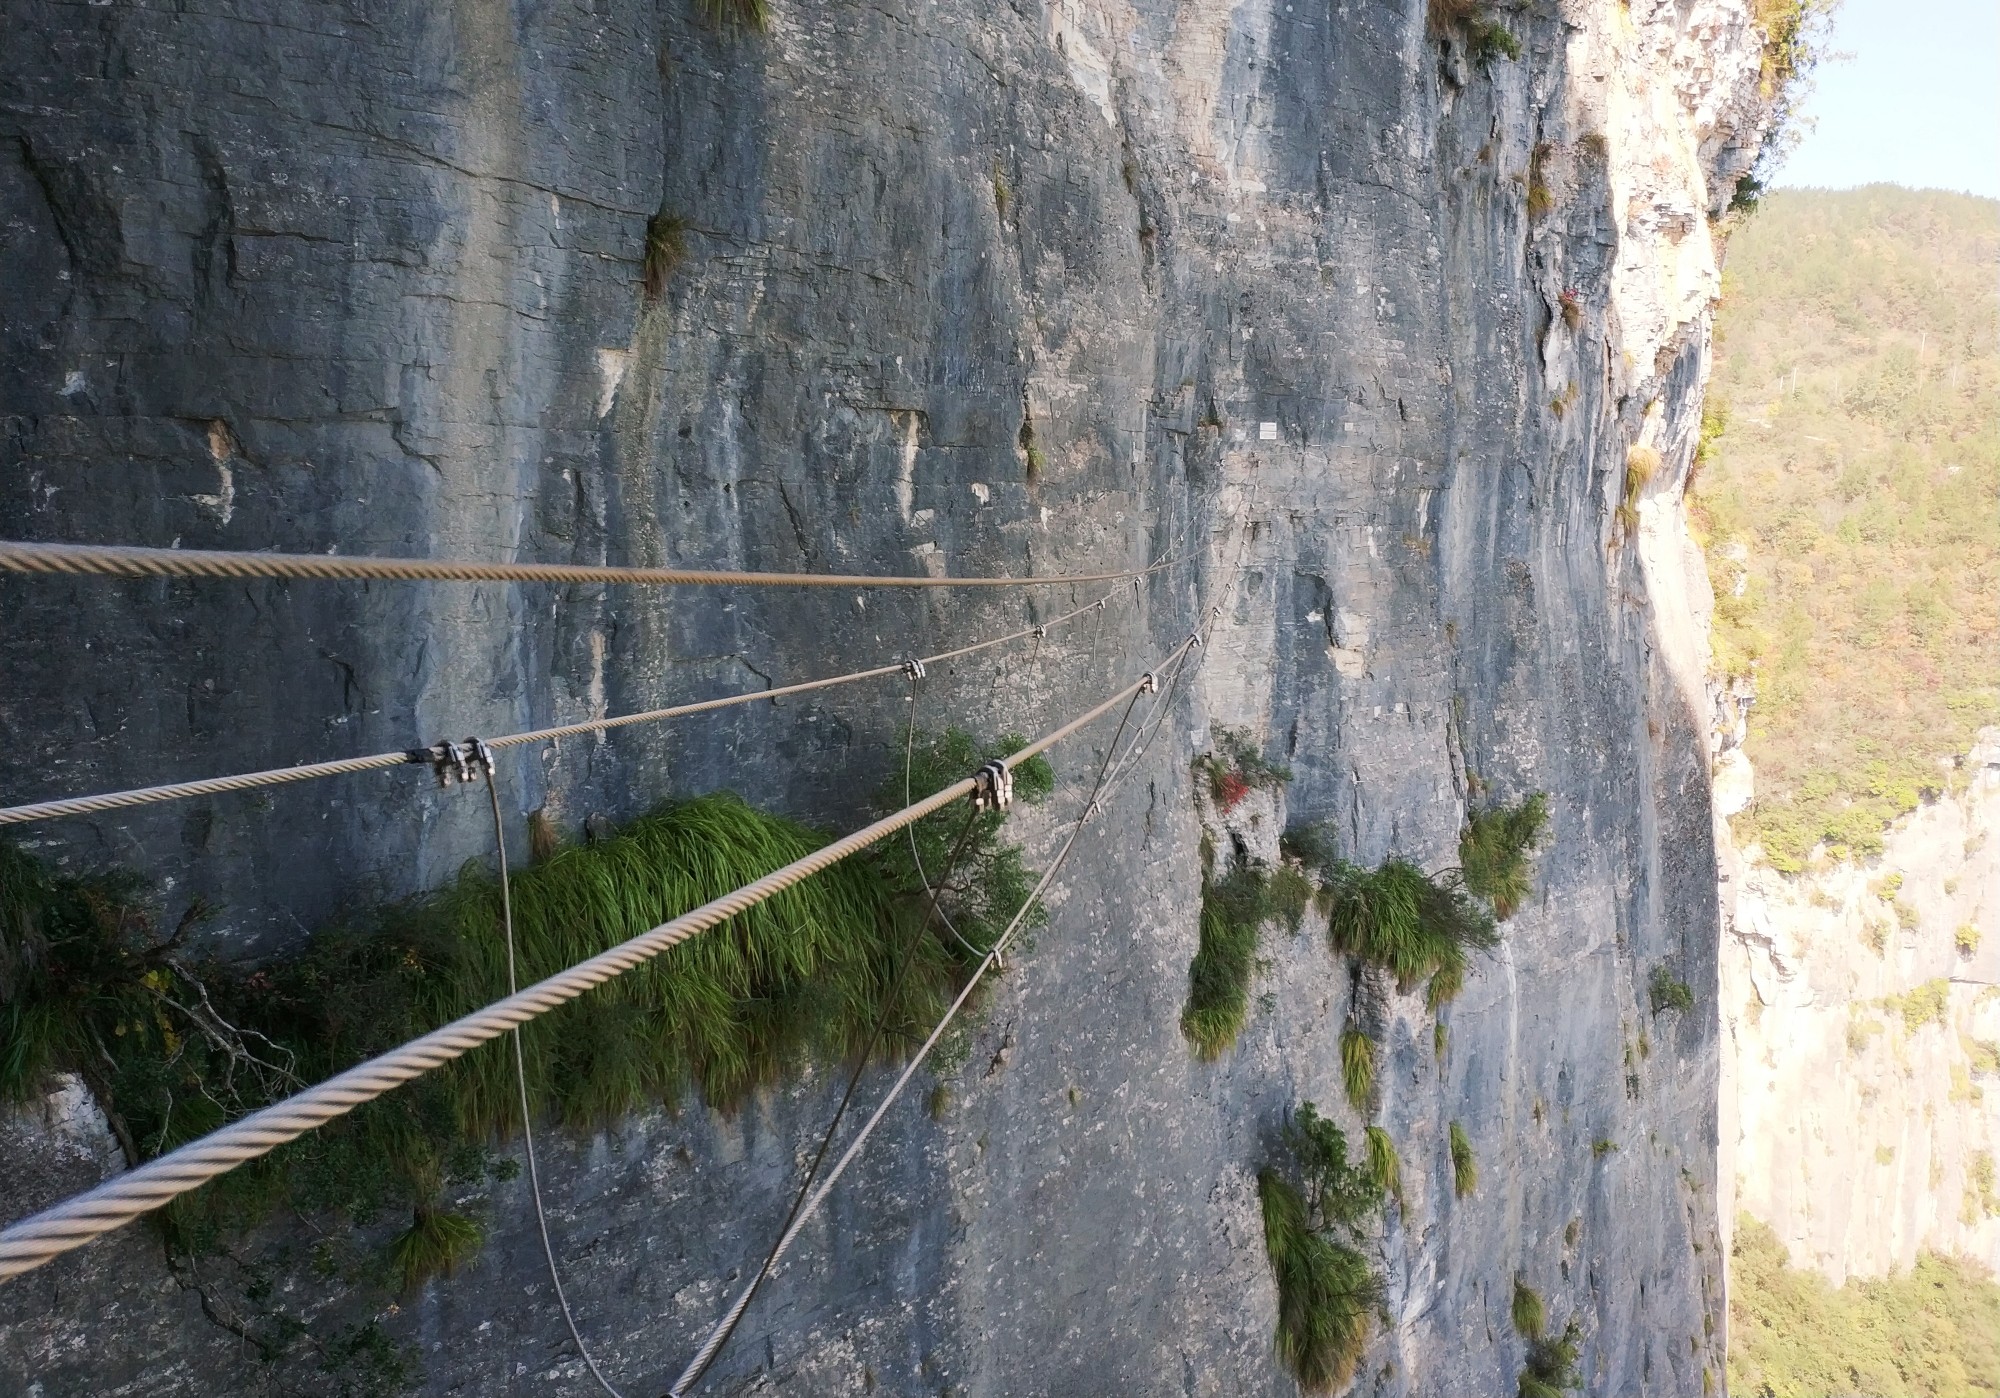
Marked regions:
[0,592,1123,828]
[667,653,1177,1396]
[0,666,1161,1284]
[902,673,981,960]
[673,806,983,1394]
[481,754,628,1398]
[0,539,1171,590]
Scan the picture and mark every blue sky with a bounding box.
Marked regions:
[1774,0,2000,198]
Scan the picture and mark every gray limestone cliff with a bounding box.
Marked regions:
[0,0,1772,1392]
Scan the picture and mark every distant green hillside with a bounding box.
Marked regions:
[1729,1216,2000,1397]
[1694,186,2000,871]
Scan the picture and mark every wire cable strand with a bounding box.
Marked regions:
[0,592,1125,829]
[666,644,1185,1395]
[0,539,1171,590]
[0,664,1166,1284]
[479,751,630,1398]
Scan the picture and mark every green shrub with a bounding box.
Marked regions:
[1519,1318,1583,1397]
[1650,965,1696,1016]
[695,0,767,30]
[1449,1121,1478,1198]
[1181,865,1273,1059]
[1340,1028,1376,1115]
[1882,978,1950,1034]
[1512,1279,1546,1339]
[1197,727,1292,813]
[1728,1213,2000,1397]
[1323,859,1496,1006]
[1459,792,1549,920]
[1258,1102,1387,1392]
[1957,923,1982,956]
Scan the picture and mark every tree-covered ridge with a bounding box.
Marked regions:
[1695,186,2000,871]
[1728,1216,2000,1397]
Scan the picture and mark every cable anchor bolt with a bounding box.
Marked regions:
[971,759,1013,812]
[1140,672,1159,694]
[902,657,927,683]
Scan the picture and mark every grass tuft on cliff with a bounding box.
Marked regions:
[1459,792,1549,921]
[1696,188,2000,870]
[1181,864,1274,1059]
[1518,1318,1583,1398]
[1512,1279,1546,1339]
[1728,1214,2000,1397]
[1449,1120,1478,1198]
[1258,1101,1387,1393]
[1323,857,1496,1006]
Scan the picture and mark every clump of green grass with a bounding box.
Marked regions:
[1519,1318,1583,1398]
[1181,864,1276,1059]
[695,0,768,31]
[1258,1102,1387,1392]
[1340,1028,1376,1115]
[1957,924,1982,956]
[1364,1125,1402,1203]
[1266,861,1318,933]
[1512,1279,1546,1339]
[642,212,687,302]
[388,1207,484,1292]
[1449,1121,1478,1198]
[1592,1138,1619,1159]
[1650,965,1696,1016]
[1459,792,1549,920]
[1323,858,1497,1007]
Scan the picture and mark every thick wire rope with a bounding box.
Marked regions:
[0,665,1162,1283]
[672,807,984,1394]
[0,539,1171,590]
[479,754,629,1398]
[0,592,1123,828]
[901,672,983,960]
[666,647,1183,1396]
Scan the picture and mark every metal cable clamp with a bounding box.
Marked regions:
[971,759,1013,812]
[414,738,488,786]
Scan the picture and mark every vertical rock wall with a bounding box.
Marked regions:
[1718,729,2000,1285]
[0,0,1769,1392]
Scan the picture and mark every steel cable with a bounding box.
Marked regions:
[0,592,1124,828]
[0,539,1170,590]
[0,666,1164,1284]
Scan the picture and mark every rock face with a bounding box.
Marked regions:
[0,0,1768,1393]
[1719,729,2000,1287]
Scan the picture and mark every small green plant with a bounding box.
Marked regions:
[1258,1103,1387,1392]
[1364,1125,1402,1203]
[1434,1019,1449,1060]
[1862,918,1890,955]
[1450,1121,1478,1198]
[1894,900,1921,932]
[1593,1138,1619,1158]
[642,212,687,301]
[1650,965,1696,1016]
[1266,861,1317,933]
[1181,865,1274,1059]
[1518,1318,1583,1397]
[991,162,1011,220]
[1526,143,1555,220]
[387,1208,483,1292]
[1459,792,1549,919]
[1512,1279,1547,1339]
[1323,858,1497,1007]
[1340,1028,1376,1114]
[1965,1037,2000,1077]
[1957,923,1981,956]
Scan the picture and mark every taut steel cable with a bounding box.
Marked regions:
[0,539,1170,590]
